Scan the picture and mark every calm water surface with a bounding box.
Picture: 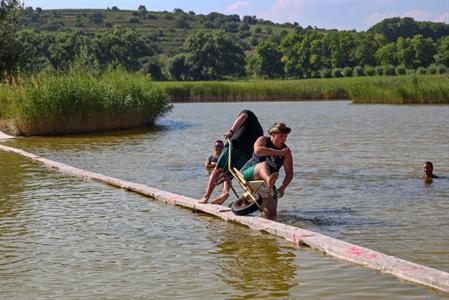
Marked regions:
[1,101,448,299]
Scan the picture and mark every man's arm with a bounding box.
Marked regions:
[253,137,290,157]
[205,156,215,171]
[224,112,248,139]
[278,151,293,198]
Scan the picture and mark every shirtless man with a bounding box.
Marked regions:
[240,122,294,219]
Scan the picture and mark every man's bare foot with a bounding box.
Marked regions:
[198,196,209,204]
[267,172,279,189]
[211,192,229,205]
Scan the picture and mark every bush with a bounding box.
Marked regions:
[6,67,171,136]
[354,66,364,76]
[375,66,384,76]
[141,59,166,81]
[239,31,251,39]
[384,65,395,76]
[254,27,262,34]
[342,67,353,77]
[395,65,407,75]
[332,68,343,78]
[129,17,140,24]
[436,65,448,74]
[175,19,190,29]
[239,23,250,31]
[364,66,375,76]
[310,71,320,78]
[320,68,332,78]
[427,65,437,75]
[250,37,259,46]
[416,67,426,75]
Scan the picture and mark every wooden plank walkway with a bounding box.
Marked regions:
[0,131,14,139]
[1,143,448,293]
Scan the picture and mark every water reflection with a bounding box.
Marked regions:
[0,153,30,281]
[1,102,449,298]
[211,226,297,299]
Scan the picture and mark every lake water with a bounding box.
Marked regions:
[1,101,448,299]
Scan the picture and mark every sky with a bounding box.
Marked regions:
[22,0,449,31]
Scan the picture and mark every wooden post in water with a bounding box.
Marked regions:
[0,143,448,294]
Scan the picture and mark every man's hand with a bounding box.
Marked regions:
[224,130,233,139]
[278,185,286,198]
[279,147,290,156]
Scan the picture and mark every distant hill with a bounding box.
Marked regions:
[20,7,305,55]
[9,6,449,80]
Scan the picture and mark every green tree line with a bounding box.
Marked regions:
[1,1,449,80]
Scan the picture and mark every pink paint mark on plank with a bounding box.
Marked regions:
[348,247,377,259]
[291,233,297,243]
[399,266,421,272]
[349,246,365,257]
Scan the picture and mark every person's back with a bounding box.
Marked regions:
[228,110,263,160]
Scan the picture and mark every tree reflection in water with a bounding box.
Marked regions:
[210,224,298,299]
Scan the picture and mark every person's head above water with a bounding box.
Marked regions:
[423,161,438,179]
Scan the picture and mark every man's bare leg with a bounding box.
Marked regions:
[254,162,278,189]
[211,180,230,205]
[260,196,277,220]
[199,167,223,203]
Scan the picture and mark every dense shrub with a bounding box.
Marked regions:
[375,66,384,76]
[436,65,448,74]
[310,71,320,78]
[395,65,407,75]
[416,67,426,75]
[364,66,375,76]
[332,68,343,78]
[354,66,364,76]
[342,67,353,77]
[385,65,396,76]
[5,67,171,136]
[320,68,332,78]
[427,65,437,75]
[175,19,190,29]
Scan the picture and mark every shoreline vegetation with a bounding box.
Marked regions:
[1,74,448,137]
[158,75,449,104]
[0,66,172,136]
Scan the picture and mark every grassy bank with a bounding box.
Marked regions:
[1,74,448,136]
[157,79,349,102]
[157,75,449,104]
[348,75,449,104]
[0,69,171,136]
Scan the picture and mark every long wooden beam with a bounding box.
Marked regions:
[1,143,448,293]
[0,131,14,139]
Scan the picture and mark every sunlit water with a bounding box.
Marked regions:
[1,101,448,299]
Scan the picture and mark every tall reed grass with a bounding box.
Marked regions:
[157,76,449,104]
[348,75,449,104]
[0,68,171,136]
[157,79,350,102]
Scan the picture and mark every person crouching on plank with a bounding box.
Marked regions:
[240,122,294,219]
[199,110,263,204]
